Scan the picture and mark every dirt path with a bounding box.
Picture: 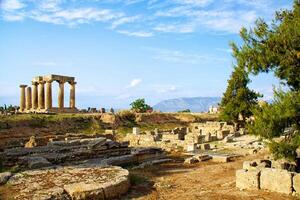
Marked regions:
[124,153,297,200]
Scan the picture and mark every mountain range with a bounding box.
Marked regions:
[153,97,221,112]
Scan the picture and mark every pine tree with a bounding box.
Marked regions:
[231,1,300,160]
[220,66,260,124]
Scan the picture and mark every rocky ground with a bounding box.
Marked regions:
[125,151,296,200]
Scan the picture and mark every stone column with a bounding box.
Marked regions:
[45,81,52,110]
[19,85,27,111]
[58,81,65,109]
[38,81,45,109]
[26,87,32,110]
[31,82,38,110]
[69,82,76,109]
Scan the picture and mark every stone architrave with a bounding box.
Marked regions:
[58,81,65,109]
[19,85,27,111]
[38,81,45,109]
[69,82,76,109]
[26,87,32,110]
[45,81,52,109]
[31,82,38,110]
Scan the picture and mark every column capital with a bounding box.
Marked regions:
[45,80,53,83]
[57,80,66,84]
[69,81,77,85]
[20,84,27,88]
[31,81,38,85]
[38,81,46,84]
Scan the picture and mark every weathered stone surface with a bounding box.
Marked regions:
[22,156,52,169]
[201,143,210,150]
[64,182,105,200]
[186,143,196,152]
[184,157,199,164]
[7,166,129,200]
[260,168,293,194]
[25,136,38,148]
[212,155,229,163]
[243,161,257,170]
[193,154,212,162]
[293,173,300,196]
[0,172,12,185]
[236,169,260,190]
[271,159,297,172]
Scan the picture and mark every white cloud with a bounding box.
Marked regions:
[127,78,142,88]
[2,13,24,21]
[154,23,195,33]
[145,47,229,65]
[1,0,25,11]
[110,15,140,29]
[175,0,213,7]
[28,8,125,27]
[38,0,63,12]
[0,0,290,35]
[117,30,153,37]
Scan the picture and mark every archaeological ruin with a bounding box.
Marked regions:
[19,74,77,113]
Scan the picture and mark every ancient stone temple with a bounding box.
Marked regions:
[19,74,78,113]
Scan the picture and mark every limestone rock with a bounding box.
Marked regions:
[0,172,12,185]
[22,156,52,169]
[193,154,212,162]
[64,182,105,200]
[260,168,293,194]
[236,169,260,190]
[7,166,130,200]
[293,173,300,196]
[212,155,230,163]
[184,157,199,164]
[25,136,38,148]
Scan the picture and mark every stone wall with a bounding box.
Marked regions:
[124,121,235,152]
[236,159,299,196]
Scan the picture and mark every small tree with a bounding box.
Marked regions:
[130,98,152,113]
[248,89,300,160]
[220,65,261,124]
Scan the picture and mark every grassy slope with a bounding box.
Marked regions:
[0,112,219,136]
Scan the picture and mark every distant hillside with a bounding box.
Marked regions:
[153,97,221,112]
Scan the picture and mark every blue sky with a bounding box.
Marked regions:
[0,0,292,109]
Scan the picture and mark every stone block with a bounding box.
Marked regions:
[184,157,199,164]
[271,160,297,172]
[260,168,293,194]
[25,156,52,169]
[64,182,105,200]
[0,172,12,185]
[236,169,260,190]
[193,154,212,162]
[201,143,210,150]
[102,176,130,199]
[186,143,196,152]
[212,155,229,163]
[133,127,140,135]
[242,161,258,170]
[293,173,300,196]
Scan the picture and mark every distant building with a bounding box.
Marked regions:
[209,105,219,114]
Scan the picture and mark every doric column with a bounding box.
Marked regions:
[26,87,32,110]
[45,80,52,109]
[69,82,76,108]
[38,81,45,109]
[58,81,65,109]
[19,85,27,111]
[31,82,38,110]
